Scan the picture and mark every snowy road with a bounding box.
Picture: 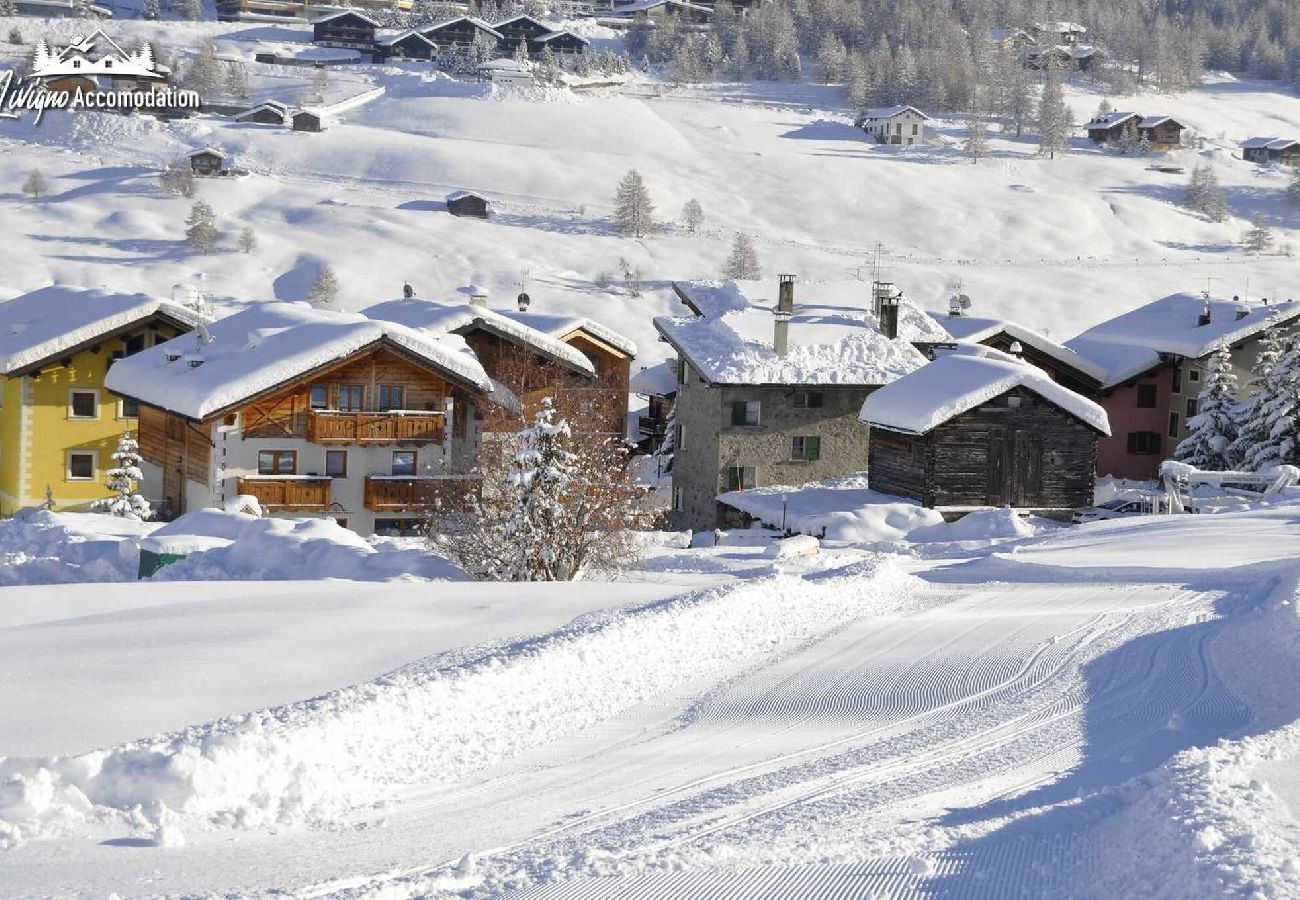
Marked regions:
[2,558,1263,900]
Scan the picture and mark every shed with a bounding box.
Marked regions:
[187,146,226,175]
[447,190,489,218]
[1137,116,1185,148]
[1085,111,1140,145]
[859,352,1110,511]
[235,100,290,126]
[292,109,325,132]
[1242,137,1300,165]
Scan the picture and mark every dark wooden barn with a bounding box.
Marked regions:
[187,147,226,175]
[447,190,489,218]
[311,10,379,50]
[419,17,503,51]
[860,354,1109,511]
[235,101,289,125]
[492,14,553,53]
[376,31,438,61]
[1137,116,1185,148]
[292,110,324,132]
[1085,111,1140,145]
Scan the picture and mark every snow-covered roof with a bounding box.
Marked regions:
[1066,293,1300,387]
[931,314,1108,383]
[0,286,202,376]
[608,0,711,15]
[105,302,494,420]
[1086,111,1140,129]
[1138,116,1182,129]
[446,189,487,201]
[311,9,380,26]
[1241,137,1300,150]
[376,30,437,48]
[859,350,1110,436]
[509,311,637,357]
[361,298,597,376]
[534,29,590,45]
[655,281,941,387]
[477,58,530,73]
[630,360,676,396]
[187,146,225,159]
[492,13,558,30]
[1033,20,1086,34]
[860,105,931,121]
[420,16,503,39]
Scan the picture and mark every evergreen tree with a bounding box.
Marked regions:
[184,39,221,95]
[238,225,258,254]
[1036,64,1072,159]
[613,169,655,238]
[91,432,152,521]
[816,33,846,83]
[1095,97,1113,117]
[1185,164,1229,222]
[308,264,341,307]
[8,27,24,44]
[21,168,48,199]
[1174,347,1240,470]
[1289,167,1300,205]
[185,200,218,253]
[1244,220,1274,253]
[722,232,761,280]
[160,161,195,197]
[1230,323,1285,464]
[1242,335,1300,471]
[963,109,989,163]
[143,0,160,19]
[1004,63,1033,138]
[223,60,249,100]
[504,398,579,581]
[681,197,704,233]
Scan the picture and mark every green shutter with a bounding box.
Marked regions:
[808,392,824,408]
[731,401,746,426]
[807,437,821,461]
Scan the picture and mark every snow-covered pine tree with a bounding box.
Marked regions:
[681,197,704,233]
[1036,63,1072,159]
[91,432,152,521]
[21,168,48,199]
[1004,63,1033,138]
[1242,335,1300,472]
[185,200,218,253]
[310,66,329,104]
[223,60,249,100]
[504,398,578,581]
[722,232,761,280]
[143,0,160,19]
[1186,164,1229,222]
[1095,97,1113,117]
[184,40,222,95]
[963,108,988,163]
[1230,323,1284,465]
[1244,220,1274,254]
[160,161,195,197]
[613,169,655,238]
[817,33,846,83]
[238,225,258,254]
[308,264,341,307]
[1174,346,1240,470]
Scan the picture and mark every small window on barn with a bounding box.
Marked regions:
[1007,395,1023,409]
[1135,384,1158,408]
[1189,369,1200,383]
[730,400,760,427]
[793,392,823,409]
[791,436,821,461]
[1168,412,1180,438]
[1126,431,1162,455]
[725,466,756,491]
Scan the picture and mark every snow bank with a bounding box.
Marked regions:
[0,557,919,845]
[763,534,820,558]
[717,476,944,543]
[906,507,1039,543]
[0,510,149,585]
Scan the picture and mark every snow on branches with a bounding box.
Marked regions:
[91,431,152,521]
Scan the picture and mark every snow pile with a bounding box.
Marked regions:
[0,510,148,585]
[717,476,944,543]
[906,507,1039,543]
[0,557,918,844]
[763,534,820,558]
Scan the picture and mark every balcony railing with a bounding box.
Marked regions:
[307,410,445,444]
[364,476,482,512]
[638,415,667,436]
[236,476,332,510]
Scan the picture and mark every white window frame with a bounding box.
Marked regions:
[68,389,100,420]
[66,450,97,481]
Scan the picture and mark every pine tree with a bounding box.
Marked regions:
[1244,221,1274,253]
[504,398,579,581]
[963,110,989,163]
[1174,347,1240,470]
[184,40,221,95]
[91,432,152,521]
[1230,324,1284,465]
[1289,167,1300,205]
[722,232,761,280]
[310,66,329,104]
[1185,164,1229,222]
[817,33,846,83]
[613,169,655,238]
[160,162,195,197]
[21,168,48,199]
[238,225,258,254]
[1242,335,1300,472]
[1036,64,1072,159]
[143,0,160,18]
[1095,97,1113,117]
[308,264,340,307]
[8,27,24,44]
[681,197,704,233]
[223,60,249,100]
[1004,64,1033,138]
[185,200,218,253]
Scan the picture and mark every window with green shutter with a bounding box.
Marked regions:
[730,400,760,426]
[791,436,821,461]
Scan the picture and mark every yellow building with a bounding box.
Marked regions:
[0,287,198,514]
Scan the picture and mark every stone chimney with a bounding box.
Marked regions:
[403,283,415,299]
[1198,303,1212,327]
[874,281,900,340]
[774,274,795,357]
[517,291,531,312]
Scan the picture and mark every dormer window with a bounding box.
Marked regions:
[72,59,81,68]
[103,59,112,68]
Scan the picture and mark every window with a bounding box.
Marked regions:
[310,385,329,410]
[791,436,821,461]
[672,487,683,511]
[377,385,405,412]
[1186,398,1198,418]
[725,465,756,491]
[67,452,95,480]
[676,358,687,386]
[392,451,417,476]
[1168,412,1180,438]
[124,333,146,356]
[676,424,685,450]
[1189,369,1201,384]
[1126,431,1162,455]
[118,397,139,419]
[257,450,297,475]
[792,391,824,409]
[911,123,918,135]
[69,390,98,419]
[1135,383,1158,408]
[1172,367,1182,394]
[325,450,348,478]
[337,385,364,412]
[730,400,761,427]
[1007,395,1023,409]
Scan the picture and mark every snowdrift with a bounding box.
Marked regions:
[0,557,919,847]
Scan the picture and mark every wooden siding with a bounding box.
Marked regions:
[137,405,211,516]
[307,411,444,443]
[236,477,331,509]
[363,476,481,511]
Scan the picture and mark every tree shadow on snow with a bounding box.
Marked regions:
[273,256,327,301]
[489,211,611,237]
[29,233,186,263]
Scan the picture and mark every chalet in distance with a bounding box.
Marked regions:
[447,190,489,218]
[187,146,227,176]
[608,0,713,24]
[857,106,932,146]
[1242,138,1300,166]
[492,14,554,53]
[292,109,325,132]
[311,10,380,51]
[859,350,1110,513]
[1066,293,1300,480]
[235,100,291,126]
[1086,111,1185,148]
[375,30,439,61]
[418,17,503,51]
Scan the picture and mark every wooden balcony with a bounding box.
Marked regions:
[236,477,332,510]
[364,476,481,512]
[638,414,667,436]
[307,410,445,444]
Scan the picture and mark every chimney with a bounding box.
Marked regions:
[1198,303,1212,327]
[517,291,531,312]
[774,274,795,357]
[874,281,900,340]
[1235,307,1249,320]
[403,283,414,299]
[1008,340,1024,357]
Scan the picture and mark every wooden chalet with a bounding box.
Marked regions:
[187,146,226,175]
[1242,138,1300,165]
[292,109,325,132]
[419,17,503,51]
[932,312,1106,399]
[492,14,554,53]
[235,100,290,126]
[311,9,380,50]
[610,0,712,23]
[1137,116,1185,149]
[530,30,589,55]
[447,190,489,218]
[376,30,439,61]
[860,353,1109,512]
[1085,111,1140,145]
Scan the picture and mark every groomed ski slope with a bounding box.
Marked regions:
[4,508,1300,898]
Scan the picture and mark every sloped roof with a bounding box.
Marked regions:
[860,105,931,120]
[311,9,380,26]
[376,30,438,48]
[1242,137,1300,151]
[0,286,202,376]
[1066,293,1300,387]
[1139,116,1183,129]
[105,302,494,420]
[534,29,590,45]
[1086,111,1140,129]
[931,313,1108,384]
[630,360,676,396]
[655,281,940,387]
[859,349,1110,436]
[420,16,503,39]
[509,311,637,357]
[187,146,224,159]
[608,0,711,15]
[446,189,487,201]
[492,13,557,30]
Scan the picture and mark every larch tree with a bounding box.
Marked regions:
[963,107,989,163]
[1174,346,1240,470]
[308,264,341,308]
[21,168,48,199]
[614,169,655,238]
[160,161,195,197]
[722,233,761,280]
[1244,221,1274,254]
[1230,323,1285,464]
[91,432,152,521]
[1036,64,1072,159]
[185,200,218,253]
[1242,335,1300,472]
[1186,164,1229,222]
[1004,63,1034,138]
[681,197,705,233]
[238,225,258,254]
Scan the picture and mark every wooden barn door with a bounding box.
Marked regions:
[163,465,185,520]
[986,429,1010,506]
[1012,432,1044,507]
